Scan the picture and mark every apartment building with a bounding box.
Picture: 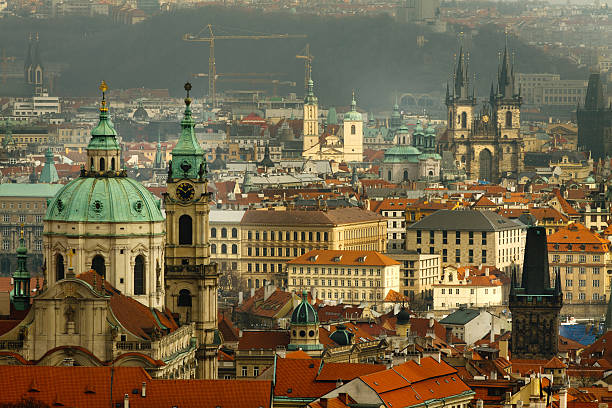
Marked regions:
[388,250,440,301]
[406,209,526,273]
[517,73,587,106]
[286,250,400,307]
[369,198,412,252]
[209,210,244,291]
[548,223,610,304]
[240,208,387,289]
[433,266,504,311]
[0,183,63,275]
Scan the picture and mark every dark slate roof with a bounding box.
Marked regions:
[524,151,587,168]
[408,209,524,232]
[439,308,481,325]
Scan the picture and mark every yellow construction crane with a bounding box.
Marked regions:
[296,43,314,92]
[183,24,306,107]
[210,77,296,97]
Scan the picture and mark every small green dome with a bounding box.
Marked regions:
[329,324,353,346]
[414,120,424,135]
[88,109,120,151]
[386,146,421,156]
[585,175,595,183]
[45,176,163,223]
[344,94,362,122]
[396,308,411,325]
[291,291,318,325]
[425,124,436,135]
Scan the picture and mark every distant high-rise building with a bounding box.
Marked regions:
[577,72,612,159]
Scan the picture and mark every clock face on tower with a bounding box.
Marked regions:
[176,182,195,202]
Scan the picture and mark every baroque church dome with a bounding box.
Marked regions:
[45,176,163,223]
[291,291,318,325]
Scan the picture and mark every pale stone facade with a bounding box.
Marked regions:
[286,250,400,308]
[433,266,504,310]
[388,251,440,300]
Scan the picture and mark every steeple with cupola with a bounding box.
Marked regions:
[163,83,219,380]
[86,81,122,174]
[288,290,323,356]
[342,92,364,162]
[303,75,319,153]
[11,228,31,311]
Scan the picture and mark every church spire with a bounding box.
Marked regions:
[170,83,206,181]
[86,81,121,173]
[498,41,515,99]
[304,77,318,105]
[454,46,470,100]
[39,147,59,183]
[12,227,31,311]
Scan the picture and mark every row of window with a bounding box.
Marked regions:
[210,227,238,239]
[2,214,43,223]
[291,278,381,287]
[246,263,284,273]
[552,254,602,263]
[1,202,44,210]
[564,279,600,288]
[292,266,380,276]
[247,246,313,258]
[437,248,487,264]
[566,292,604,301]
[416,230,488,246]
[3,240,42,250]
[313,291,381,300]
[440,288,496,295]
[211,244,238,255]
[2,228,42,237]
[553,266,601,274]
[247,230,330,242]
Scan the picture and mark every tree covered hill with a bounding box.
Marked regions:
[0,7,585,109]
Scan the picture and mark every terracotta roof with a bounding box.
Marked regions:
[0,366,273,408]
[286,350,312,359]
[319,322,376,346]
[77,271,177,340]
[359,357,472,407]
[547,223,609,253]
[238,330,290,350]
[316,362,385,381]
[510,358,549,375]
[544,356,568,369]
[287,250,399,267]
[408,317,447,340]
[309,394,355,408]
[369,198,415,214]
[236,286,293,319]
[218,313,239,343]
[316,304,364,323]
[241,207,383,226]
[473,196,497,208]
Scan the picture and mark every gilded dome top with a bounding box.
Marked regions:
[45,176,163,223]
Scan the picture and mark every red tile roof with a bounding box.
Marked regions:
[236,286,293,319]
[288,250,399,267]
[238,330,290,350]
[544,356,568,369]
[0,366,273,408]
[547,223,609,253]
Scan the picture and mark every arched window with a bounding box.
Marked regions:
[134,255,145,295]
[351,124,356,135]
[221,228,227,238]
[221,244,227,254]
[178,289,192,307]
[179,215,193,245]
[211,228,217,238]
[505,110,512,127]
[461,112,467,129]
[56,254,65,281]
[92,255,106,278]
[388,170,392,181]
[211,244,217,254]
[403,170,409,181]
[100,157,105,172]
[255,279,260,288]
[232,244,238,254]
[36,70,41,84]
[232,228,238,238]
[479,149,493,181]
[90,157,94,170]
[111,157,116,171]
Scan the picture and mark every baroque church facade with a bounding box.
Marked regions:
[302,78,364,163]
[0,83,219,380]
[442,46,525,182]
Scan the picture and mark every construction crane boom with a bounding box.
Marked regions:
[183,24,306,107]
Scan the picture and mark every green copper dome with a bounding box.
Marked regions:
[304,79,318,105]
[88,108,120,151]
[45,176,163,223]
[291,291,318,325]
[414,120,424,135]
[329,324,353,346]
[344,94,362,122]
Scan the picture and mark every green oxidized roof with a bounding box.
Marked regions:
[88,106,120,151]
[39,148,59,183]
[329,324,353,346]
[304,79,318,105]
[383,146,423,163]
[344,94,362,122]
[419,153,442,160]
[44,176,163,223]
[291,291,318,325]
[171,96,206,180]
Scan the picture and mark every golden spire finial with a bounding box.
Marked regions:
[20,223,24,238]
[99,80,108,112]
[184,82,192,107]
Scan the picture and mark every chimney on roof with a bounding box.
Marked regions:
[250,287,255,298]
[320,398,328,408]
[238,291,244,305]
[141,382,146,398]
[336,379,343,388]
[124,394,129,408]
[429,317,434,328]
[264,283,275,302]
[339,393,350,404]
[485,267,490,276]
[559,388,567,408]
[477,399,484,408]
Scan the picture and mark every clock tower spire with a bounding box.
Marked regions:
[164,83,219,380]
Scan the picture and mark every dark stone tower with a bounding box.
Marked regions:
[577,72,612,159]
[510,226,562,359]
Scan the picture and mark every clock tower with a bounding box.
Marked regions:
[164,83,219,379]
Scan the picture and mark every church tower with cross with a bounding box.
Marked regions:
[163,83,219,380]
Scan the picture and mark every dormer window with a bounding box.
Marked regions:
[332,256,342,262]
[357,256,367,263]
[308,255,319,262]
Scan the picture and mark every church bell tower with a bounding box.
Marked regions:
[164,83,219,379]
